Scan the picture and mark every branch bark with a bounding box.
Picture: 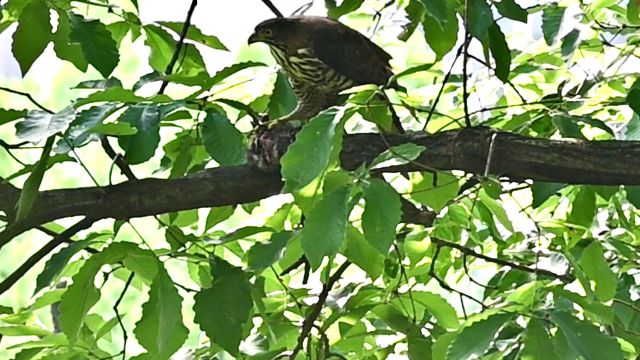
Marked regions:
[1,127,639,247]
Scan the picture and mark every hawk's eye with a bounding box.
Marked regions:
[261,28,274,37]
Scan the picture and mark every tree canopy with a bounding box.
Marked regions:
[1,0,640,359]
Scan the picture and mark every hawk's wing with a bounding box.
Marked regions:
[303,17,393,86]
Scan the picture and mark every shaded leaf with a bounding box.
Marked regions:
[117,105,162,164]
[201,108,246,166]
[549,312,624,360]
[35,240,93,294]
[300,186,351,269]
[16,107,75,144]
[447,313,514,360]
[567,186,595,228]
[411,172,459,212]
[193,259,252,356]
[53,10,88,72]
[0,109,27,126]
[423,8,458,59]
[370,143,425,169]
[488,22,511,82]
[467,0,493,40]
[362,179,401,254]
[11,0,51,76]
[69,13,119,77]
[247,231,293,271]
[14,137,54,221]
[579,242,617,302]
[268,71,297,119]
[532,181,565,208]
[326,0,364,19]
[159,21,228,50]
[521,318,558,360]
[542,4,565,46]
[342,226,384,279]
[495,0,528,22]
[561,29,580,58]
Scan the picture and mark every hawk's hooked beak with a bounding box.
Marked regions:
[248,32,261,45]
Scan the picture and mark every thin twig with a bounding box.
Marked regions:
[100,137,137,180]
[429,245,487,309]
[158,0,199,94]
[422,45,464,131]
[0,86,53,113]
[259,0,284,17]
[431,238,573,282]
[114,272,134,360]
[289,261,351,359]
[0,217,95,295]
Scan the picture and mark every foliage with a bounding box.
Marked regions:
[0,0,639,359]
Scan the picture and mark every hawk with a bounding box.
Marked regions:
[248,15,403,132]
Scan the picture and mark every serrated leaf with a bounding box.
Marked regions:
[268,71,297,119]
[370,143,426,168]
[418,0,451,31]
[542,4,565,46]
[411,172,459,212]
[411,292,459,330]
[56,103,116,152]
[193,259,252,356]
[327,0,364,18]
[423,8,458,59]
[281,109,341,191]
[362,179,401,254]
[14,137,54,221]
[134,269,188,359]
[53,10,88,72]
[159,21,228,50]
[74,78,122,89]
[399,0,425,41]
[531,181,565,208]
[207,61,266,87]
[446,313,514,360]
[69,13,119,77]
[549,312,624,360]
[467,0,493,40]
[143,25,174,72]
[247,231,293,271]
[300,186,351,269]
[117,105,162,164]
[488,22,511,82]
[35,240,93,294]
[201,108,246,166]
[205,206,235,230]
[495,0,528,22]
[342,226,384,278]
[627,86,640,117]
[16,107,75,143]
[561,29,580,58]
[11,0,51,76]
[73,87,150,108]
[579,242,616,302]
[567,186,595,228]
[629,0,640,24]
[0,109,27,126]
[521,318,558,360]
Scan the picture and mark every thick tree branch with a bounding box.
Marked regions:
[1,127,640,247]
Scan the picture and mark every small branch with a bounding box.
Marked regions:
[259,0,284,17]
[0,217,95,296]
[423,45,463,130]
[0,87,54,114]
[114,272,134,360]
[431,238,573,282]
[429,245,486,309]
[462,33,472,127]
[289,261,351,359]
[158,0,199,94]
[100,137,137,180]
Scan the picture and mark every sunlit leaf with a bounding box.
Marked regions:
[521,318,559,360]
[447,313,514,360]
[11,0,51,76]
[117,105,162,164]
[362,178,401,254]
[579,242,617,302]
[549,312,624,360]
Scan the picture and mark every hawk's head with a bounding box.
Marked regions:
[248,17,302,49]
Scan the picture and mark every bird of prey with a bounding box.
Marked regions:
[248,15,403,132]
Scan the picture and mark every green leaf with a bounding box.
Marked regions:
[627,86,640,117]
[418,0,451,31]
[300,186,351,269]
[74,78,122,89]
[411,172,459,212]
[193,259,252,356]
[521,318,559,360]
[446,313,514,360]
[579,242,617,302]
[342,226,384,279]
[247,231,293,271]
[561,29,580,58]
[3,154,72,183]
[432,332,456,360]
[159,21,228,50]
[143,25,175,72]
[552,114,585,139]
[0,109,27,126]
[467,0,493,40]
[411,292,459,330]
[627,186,640,208]
[0,325,51,337]
[408,328,433,360]
[69,13,119,77]
[370,143,426,168]
[423,8,458,59]
[567,186,595,228]
[399,0,425,41]
[73,87,152,108]
[91,122,138,136]
[57,104,116,152]
[542,3,565,46]
[495,0,528,22]
[205,206,235,230]
[53,10,88,72]
[268,71,297,119]
[391,63,435,81]
[11,0,51,76]
[207,61,266,87]
[326,0,364,19]
[201,108,246,166]
[35,240,93,294]
[549,312,624,360]
[531,181,565,208]
[281,109,341,191]
[117,105,162,164]
[362,179,401,254]
[488,22,511,82]
[134,269,188,359]
[16,107,75,144]
[15,137,54,221]
[628,0,640,24]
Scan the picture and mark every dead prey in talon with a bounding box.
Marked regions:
[247,15,404,133]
